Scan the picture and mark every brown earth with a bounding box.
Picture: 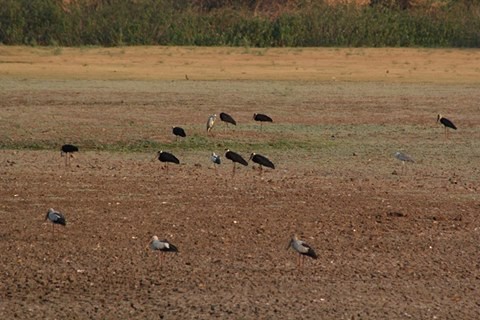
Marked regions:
[0,47,479,319]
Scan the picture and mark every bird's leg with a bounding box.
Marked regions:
[232,163,236,176]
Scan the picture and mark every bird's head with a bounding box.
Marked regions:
[253,113,257,119]
[212,152,217,157]
[436,114,442,123]
[249,153,256,161]
[286,238,294,250]
[45,208,53,220]
[224,148,230,152]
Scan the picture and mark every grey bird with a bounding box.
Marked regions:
[394,151,415,174]
[207,114,216,134]
[211,152,221,172]
[147,235,178,265]
[45,208,66,235]
[287,234,318,268]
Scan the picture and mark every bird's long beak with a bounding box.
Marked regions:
[286,239,293,250]
[249,154,254,161]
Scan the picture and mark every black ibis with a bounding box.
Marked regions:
[60,144,78,166]
[45,208,66,236]
[211,152,221,172]
[207,114,216,134]
[253,113,273,131]
[147,235,178,265]
[219,112,237,131]
[172,126,186,140]
[394,151,415,174]
[157,151,180,173]
[225,149,248,176]
[249,153,275,173]
[287,234,318,268]
[437,114,457,138]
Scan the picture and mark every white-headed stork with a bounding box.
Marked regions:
[45,208,66,236]
[225,149,248,176]
[253,113,273,131]
[157,151,180,173]
[61,144,78,166]
[172,126,186,140]
[287,234,318,268]
[249,153,275,173]
[437,114,457,138]
[219,112,237,131]
[147,235,178,265]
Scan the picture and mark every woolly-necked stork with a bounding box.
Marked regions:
[172,126,186,140]
[207,114,216,134]
[394,151,414,174]
[437,114,457,138]
[253,113,273,131]
[61,144,78,166]
[147,235,178,265]
[287,234,318,268]
[45,208,66,236]
[219,112,237,131]
[211,152,221,172]
[249,153,275,173]
[225,149,248,176]
[157,151,180,173]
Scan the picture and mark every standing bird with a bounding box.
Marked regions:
[60,144,78,167]
[207,114,217,135]
[219,112,237,131]
[249,153,275,173]
[147,235,178,265]
[225,149,248,176]
[211,152,221,172]
[253,113,273,131]
[45,208,66,236]
[172,126,186,140]
[157,151,180,173]
[437,114,457,138]
[287,234,318,268]
[394,151,415,174]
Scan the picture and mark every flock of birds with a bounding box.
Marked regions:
[48,113,457,268]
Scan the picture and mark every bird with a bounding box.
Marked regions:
[249,153,275,173]
[394,151,415,174]
[157,151,180,173]
[253,113,273,131]
[60,144,78,166]
[45,208,66,236]
[286,234,318,268]
[207,114,216,134]
[219,112,237,131]
[225,149,248,176]
[437,114,457,138]
[172,126,186,140]
[211,152,221,172]
[147,235,178,265]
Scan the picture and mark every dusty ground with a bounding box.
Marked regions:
[0,47,479,319]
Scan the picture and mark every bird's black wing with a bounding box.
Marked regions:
[253,154,275,169]
[220,112,237,125]
[441,118,457,130]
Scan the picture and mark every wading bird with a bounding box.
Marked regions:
[61,144,78,166]
[394,151,415,174]
[225,149,248,176]
[207,114,217,134]
[172,126,186,140]
[287,234,318,268]
[253,113,273,131]
[157,151,180,173]
[249,153,275,173]
[147,236,178,265]
[211,152,221,172]
[45,208,66,236]
[437,114,457,138]
[219,112,237,131]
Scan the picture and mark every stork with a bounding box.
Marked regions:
[253,113,273,131]
[156,151,180,173]
[219,112,237,131]
[45,208,66,236]
[147,235,178,265]
[225,149,248,176]
[207,114,216,135]
[437,114,457,139]
[394,151,414,174]
[249,153,275,173]
[172,127,186,140]
[60,144,78,167]
[211,152,221,172]
[287,234,318,268]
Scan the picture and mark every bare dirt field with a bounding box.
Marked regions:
[0,47,479,319]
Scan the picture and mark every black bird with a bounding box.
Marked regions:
[60,144,78,166]
[249,153,275,172]
[172,126,186,139]
[253,113,273,131]
[437,114,457,138]
[157,151,180,172]
[147,236,179,265]
[225,149,248,176]
[219,112,237,130]
[45,208,66,236]
[287,234,318,268]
